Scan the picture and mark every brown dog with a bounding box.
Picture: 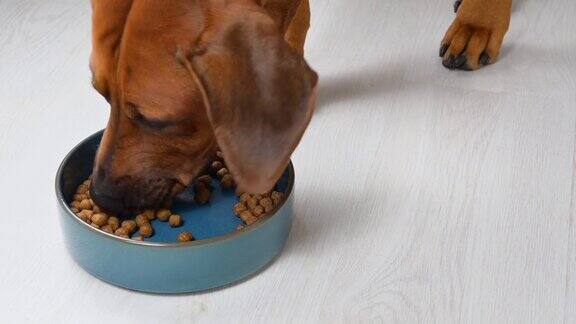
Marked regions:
[89,0,511,214]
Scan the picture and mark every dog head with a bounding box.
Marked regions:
[88,0,317,215]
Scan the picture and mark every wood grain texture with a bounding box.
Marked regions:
[0,0,575,323]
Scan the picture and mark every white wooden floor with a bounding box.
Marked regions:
[1,0,575,323]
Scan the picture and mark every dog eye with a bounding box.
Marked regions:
[126,103,173,130]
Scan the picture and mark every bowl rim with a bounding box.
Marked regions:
[55,129,295,248]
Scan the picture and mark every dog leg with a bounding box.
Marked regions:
[440,0,512,70]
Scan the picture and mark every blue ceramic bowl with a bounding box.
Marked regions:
[56,130,294,293]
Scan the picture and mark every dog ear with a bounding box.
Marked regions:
[178,8,317,193]
[90,0,134,100]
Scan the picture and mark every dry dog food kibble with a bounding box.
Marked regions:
[244,216,258,225]
[178,231,194,242]
[239,210,254,222]
[210,161,224,173]
[135,214,149,227]
[252,205,264,217]
[169,214,182,227]
[194,182,212,205]
[233,202,247,216]
[216,168,228,179]
[259,197,273,207]
[79,199,92,210]
[271,191,283,205]
[143,209,156,220]
[220,174,234,189]
[139,224,154,238]
[246,197,259,210]
[240,193,251,202]
[91,213,108,226]
[121,220,137,234]
[114,227,130,238]
[69,149,285,241]
[101,224,113,234]
[108,216,120,231]
[264,204,274,213]
[156,209,171,222]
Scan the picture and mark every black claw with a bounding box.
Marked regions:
[480,52,490,65]
[439,43,449,57]
[442,54,456,69]
[454,0,462,12]
[454,55,467,68]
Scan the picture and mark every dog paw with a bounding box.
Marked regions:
[440,0,511,71]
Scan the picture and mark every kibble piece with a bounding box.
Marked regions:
[76,183,89,194]
[239,210,255,222]
[114,227,130,238]
[246,198,259,210]
[252,205,264,217]
[262,190,272,198]
[142,209,156,220]
[132,236,144,241]
[91,213,109,226]
[253,194,263,201]
[216,150,224,160]
[169,214,182,227]
[77,209,93,222]
[264,204,274,213]
[197,175,212,184]
[240,193,251,202]
[79,199,92,210]
[70,207,79,214]
[92,205,100,213]
[139,224,154,237]
[76,212,88,223]
[210,161,224,173]
[135,214,149,227]
[216,168,228,179]
[73,193,86,201]
[121,220,137,234]
[220,174,234,189]
[70,200,81,209]
[107,216,120,231]
[194,186,211,205]
[271,191,283,204]
[90,223,100,229]
[156,209,171,221]
[236,224,245,230]
[259,197,273,207]
[233,202,247,216]
[178,231,195,242]
[244,216,258,226]
[101,225,113,234]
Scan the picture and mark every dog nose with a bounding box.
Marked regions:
[90,169,126,215]
[90,184,125,215]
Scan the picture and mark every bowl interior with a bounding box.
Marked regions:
[58,131,290,243]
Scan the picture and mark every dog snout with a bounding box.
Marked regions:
[89,167,126,215]
[90,166,180,215]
